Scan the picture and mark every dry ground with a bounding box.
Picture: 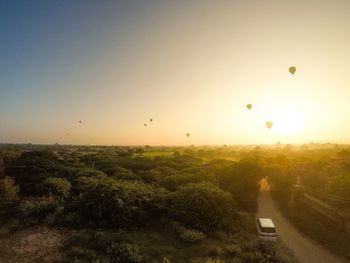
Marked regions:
[0,226,69,263]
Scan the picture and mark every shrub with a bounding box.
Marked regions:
[191,257,225,263]
[159,172,217,191]
[5,151,66,196]
[0,176,19,204]
[40,177,71,199]
[223,244,242,257]
[18,196,58,219]
[74,175,167,227]
[179,228,206,243]
[107,242,143,263]
[168,220,206,243]
[168,182,237,232]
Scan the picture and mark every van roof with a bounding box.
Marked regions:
[258,218,275,228]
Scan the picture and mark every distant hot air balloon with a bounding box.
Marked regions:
[186,133,190,138]
[289,66,296,75]
[150,118,153,122]
[246,104,252,110]
[144,123,147,127]
[79,120,82,123]
[266,121,273,130]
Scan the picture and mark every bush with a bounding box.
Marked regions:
[0,176,19,204]
[191,257,225,263]
[168,220,206,243]
[40,177,71,199]
[223,244,242,257]
[159,171,217,191]
[179,228,207,243]
[74,175,167,227]
[168,182,237,232]
[107,242,143,263]
[5,151,66,196]
[18,196,58,220]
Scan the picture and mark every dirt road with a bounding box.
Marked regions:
[257,191,347,263]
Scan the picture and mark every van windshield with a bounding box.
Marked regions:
[261,227,276,233]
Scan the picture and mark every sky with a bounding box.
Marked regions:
[1,0,350,145]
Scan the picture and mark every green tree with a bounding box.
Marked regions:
[75,175,166,227]
[0,176,19,203]
[267,164,295,202]
[6,151,67,196]
[40,177,71,199]
[168,182,237,232]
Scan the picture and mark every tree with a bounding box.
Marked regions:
[168,182,237,232]
[74,175,166,227]
[209,159,263,212]
[6,151,66,196]
[267,164,295,202]
[40,177,71,199]
[0,176,19,203]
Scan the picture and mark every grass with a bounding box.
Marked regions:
[280,202,350,260]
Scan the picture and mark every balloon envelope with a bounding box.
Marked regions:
[266,121,273,129]
[289,66,296,75]
[144,123,147,127]
[150,118,153,122]
[186,133,190,137]
[246,104,252,110]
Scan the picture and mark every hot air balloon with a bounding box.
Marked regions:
[246,104,252,110]
[144,123,147,127]
[266,121,273,130]
[79,120,82,123]
[289,66,296,75]
[150,118,153,122]
[186,133,190,137]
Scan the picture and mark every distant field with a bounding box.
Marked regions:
[142,151,174,157]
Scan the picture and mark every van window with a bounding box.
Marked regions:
[261,227,276,233]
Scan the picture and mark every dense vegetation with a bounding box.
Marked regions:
[2,143,349,262]
[265,144,350,260]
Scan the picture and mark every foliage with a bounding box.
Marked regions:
[107,242,143,263]
[18,196,58,220]
[168,220,207,243]
[159,171,218,191]
[6,151,69,196]
[267,164,295,202]
[168,182,237,232]
[0,146,306,262]
[74,175,167,227]
[0,176,19,203]
[40,177,71,199]
[209,159,263,212]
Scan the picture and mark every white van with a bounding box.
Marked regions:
[256,218,277,241]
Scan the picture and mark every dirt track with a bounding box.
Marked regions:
[257,191,346,263]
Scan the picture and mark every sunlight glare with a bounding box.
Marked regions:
[268,106,304,136]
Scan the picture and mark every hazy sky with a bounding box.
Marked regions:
[1,0,350,145]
